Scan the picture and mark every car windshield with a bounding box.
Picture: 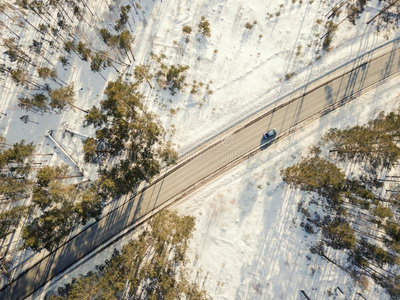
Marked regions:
[265,130,275,137]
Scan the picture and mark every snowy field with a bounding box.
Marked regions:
[177,78,400,300]
[38,69,400,300]
[1,0,398,155]
[0,0,400,298]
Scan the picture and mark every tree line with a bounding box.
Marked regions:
[281,110,400,298]
[0,0,190,292]
[47,210,208,300]
[83,77,177,197]
[0,138,105,272]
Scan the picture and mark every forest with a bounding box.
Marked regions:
[0,0,183,284]
[47,210,209,300]
[282,110,400,298]
[1,0,400,298]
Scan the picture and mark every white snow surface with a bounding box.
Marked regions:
[0,0,397,155]
[176,80,400,300]
[38,70,400,300]
[0,0,399,298]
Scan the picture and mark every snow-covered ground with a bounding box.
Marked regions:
[38,66,400,300]
[1,0,398,155]
[1,0,400,298]
[141,0,396,155]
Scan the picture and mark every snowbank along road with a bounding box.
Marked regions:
[2,39,400,300]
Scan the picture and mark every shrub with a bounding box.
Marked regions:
[323,21,338,51]
[198,16,211,37]
[285,72,296,80]
[245,22,253,30]
[182,25,192,35]
[373,205,393,219]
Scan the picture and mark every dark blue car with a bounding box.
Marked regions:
[263,128,277,143]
